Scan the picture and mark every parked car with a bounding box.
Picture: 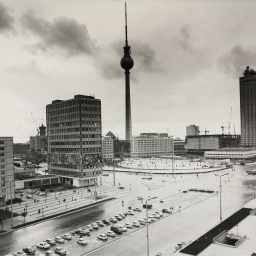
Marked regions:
[13,250,27,256]
[26,195,32,199]
[119,225,127,232]
[105,231,116,237]
[152,213,160,219]
[92,223,99,230]
[110,225,123,234]
[132,221,140,227]
[155,211,163,217]
[45,250,54,256]
[109,217,118,223]
[102,219,110,225]
[54,236,65,244]
[23,247,36,255]
[143,204,152,209]
[44,238,56,246]
[61,233,72,240]
[97,234,108,241]
[77,238,87,245]
[143,217,152,223]
[127,210,134,215]
[37,242,50,250]
[96,221,104,227]
[115,215,122,221]
[54,246,67,255]
[133,207,142,212]
[162,208,171,213]
[86,224,94,231]
[138,219,146,225]
[119,213,126,219]
[124,223,133,229]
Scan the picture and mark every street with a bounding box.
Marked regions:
[1,164,256,255]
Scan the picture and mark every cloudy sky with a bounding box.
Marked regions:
[1,0,256,143]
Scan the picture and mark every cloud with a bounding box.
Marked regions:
[20,10,97,56]
[218,44,256,77]
[0,3,14,32]
[97,40,165,80]
[6,60,46,78]
[179,25,193,52]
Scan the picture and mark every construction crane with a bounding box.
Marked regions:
[31,112,39,135]
[233,124,236,136]
[228,107,232,134]
[221,124,228,135]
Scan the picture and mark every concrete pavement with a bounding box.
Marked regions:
[0,183,131,232]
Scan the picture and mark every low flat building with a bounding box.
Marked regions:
[131,133,173,158]
[0,137,15,205]
[205,148,256,161]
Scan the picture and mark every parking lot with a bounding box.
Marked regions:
[7,190,215,256]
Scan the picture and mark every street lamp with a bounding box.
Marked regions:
[4,179,14,227]
[143,196,157,256]
[169,135,175,177]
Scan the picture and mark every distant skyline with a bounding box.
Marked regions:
[1,0,256,143]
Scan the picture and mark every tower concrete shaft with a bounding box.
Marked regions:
[125,70,132,141]
[120,2,134,141]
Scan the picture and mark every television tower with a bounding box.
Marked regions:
[120,2,134,141]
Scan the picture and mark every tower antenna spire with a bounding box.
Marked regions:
[125,2,128,46]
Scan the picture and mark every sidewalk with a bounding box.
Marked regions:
[0,183,130,232]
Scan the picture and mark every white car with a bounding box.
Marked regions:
[138,219,146,225]
[105,231,116,237]
[77,238,88,245]
[143,217,152,223]
[148,216,156,222]
[109,217,118,223]
[119,226,127,232]
[45,250,54,256]
[86,224,94,231]
[97,234,108,241]
[155,211,163,217]
[92,223,99,229]
[127,210,134,215]
[54,246,67,255]
[61,233,72,240]
[132,221,140,227]
[152,213,160,219]
[44,238,56,246]
[13,250,27,256]
[96,221,104,227]
[54,236,65,244]
[37,242,50,249]
[124,223,133,229]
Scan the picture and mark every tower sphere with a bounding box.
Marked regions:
[121,56,134,70]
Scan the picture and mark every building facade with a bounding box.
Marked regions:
[186,134,241,154]
[46,95,102,187]
[131,133,173,158]
[240,66,256,147]
[0,137,15,205]
[186,125,200,136]
[102,136,114,160]
[205,148,256,161]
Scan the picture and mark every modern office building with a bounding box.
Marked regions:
[186,134,241,154]
[0,137,15,205]
[102,136,114,160]
[46,95,102,187]
[240,66,256,147]
[131,133,173,158]
[186,125,200,136]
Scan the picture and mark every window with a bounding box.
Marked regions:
[0,165,5,169]
[0,153,4,157]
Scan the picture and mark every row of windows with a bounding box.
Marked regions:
[47,114,101,122]
[50,147,101,153]
[0,141,4,144]
[48,127,101,134]
[50,141,101,146]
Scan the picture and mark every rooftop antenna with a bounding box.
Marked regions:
[125,2,128,46]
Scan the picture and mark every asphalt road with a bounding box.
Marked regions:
[1,164,256,256]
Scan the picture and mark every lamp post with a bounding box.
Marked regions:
[5,179,14,227]
[113,158,116,187]
[169,135,175,177]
